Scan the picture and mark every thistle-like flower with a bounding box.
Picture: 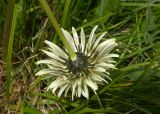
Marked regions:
[36,25,119,100]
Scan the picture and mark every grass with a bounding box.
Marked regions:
[6,2,18,98]
[0,0,160,113]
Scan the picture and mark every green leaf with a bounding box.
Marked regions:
[76,107,122,114]
[6,3,17,97]
[95,0,120,17]
[23,107,42,114]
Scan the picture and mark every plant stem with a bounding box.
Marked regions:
[38,0,77,60]
[2,0,15,63]
[6,4,18,97]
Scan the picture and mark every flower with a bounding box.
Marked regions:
[36,25,119,100]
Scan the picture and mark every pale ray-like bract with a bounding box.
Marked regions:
[36,25,119,100]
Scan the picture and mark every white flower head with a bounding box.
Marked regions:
[36,25,119,100]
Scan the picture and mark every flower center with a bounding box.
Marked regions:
[66,52,89,75]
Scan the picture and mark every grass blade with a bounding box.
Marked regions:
[6,4,18,97]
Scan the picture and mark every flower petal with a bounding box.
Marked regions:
[35,69,59,76]
[50,86,59,93]
[36,59,67,69]
[44,40,68,59]
[64,85,71,97]
[58,84,69,97]
[90,72,108,83]
[72,81,77,100]
[99,54,119,62]
[77,85,82,97]
[88,25,98,47]
[96,72,112,81]
[95,63,116,71]
[42,50,65,63]
[98,39,117,55]
[61,28,77,52]
[93,67,106,72]
[85,25,98,55]
[80,27,86,53]
[91,32,107,52]
[48,78,66,89]
[72,27,80,50]
[82,83,89,99]
[92,39,117,60]
[85,78,98,91]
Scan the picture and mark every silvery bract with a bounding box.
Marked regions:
[36,25,119,100]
